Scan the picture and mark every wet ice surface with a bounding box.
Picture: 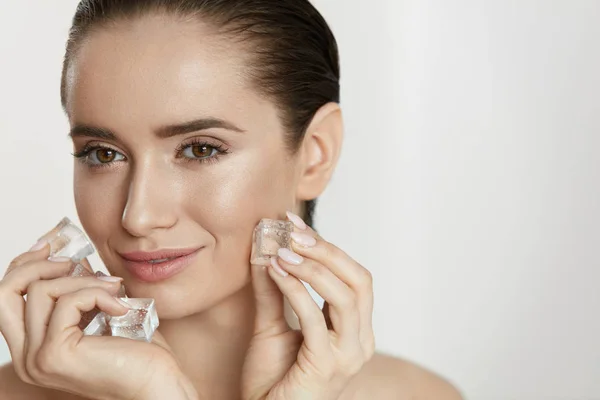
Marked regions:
[45,217,94,262]
[108,298,159,342]
[250,219,294,266]
[69,263,94,277]
[79,308,110,336]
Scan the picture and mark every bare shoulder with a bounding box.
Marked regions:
[0,363,84,400]
[340,353,464,400]
[0,363,46,399]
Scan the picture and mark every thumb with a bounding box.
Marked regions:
[250,260,288,335]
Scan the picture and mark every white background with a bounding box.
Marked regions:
[1,1,599,399]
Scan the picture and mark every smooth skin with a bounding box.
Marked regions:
[0,14,463,400]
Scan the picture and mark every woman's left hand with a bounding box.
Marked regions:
[242,212,375,400]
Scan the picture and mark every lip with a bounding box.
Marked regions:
[118,247,202,283]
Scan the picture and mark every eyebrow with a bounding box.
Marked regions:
[68,117,245,140]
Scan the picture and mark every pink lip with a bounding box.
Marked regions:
[118,248,202,283]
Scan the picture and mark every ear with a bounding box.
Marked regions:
[296,102,344,201]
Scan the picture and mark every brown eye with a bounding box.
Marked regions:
[84,147,125,165]
[95,148,117,163]
[191,145,213,158]
[182,143,219,160]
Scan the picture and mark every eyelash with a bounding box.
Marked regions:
[72,139,230,169]
[72,144,122,170]
[175,138,230,165]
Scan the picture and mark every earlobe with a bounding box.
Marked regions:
[296,102,344,201]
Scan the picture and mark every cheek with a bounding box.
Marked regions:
[73,167,126,243]
[183,151,296,247]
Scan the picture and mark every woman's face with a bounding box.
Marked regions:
[65,15,302,318]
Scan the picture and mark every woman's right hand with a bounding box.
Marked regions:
[0,243,198,400]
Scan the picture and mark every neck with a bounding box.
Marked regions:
[157,283,256,398]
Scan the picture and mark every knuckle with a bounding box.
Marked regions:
[287,282,308,300]
[8,253,29,271]
[338,289,356,309]
[26,280,46,297]
[322,242,343,261]
[2,266,14,279]
[358,268,373,290]
[59,285,97,299]
[305,262,327,281]
[83,287,106,298]
[54,294,73,308]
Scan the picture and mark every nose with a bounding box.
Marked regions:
[121,162,178,238]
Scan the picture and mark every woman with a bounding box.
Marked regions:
[0,1,462,398]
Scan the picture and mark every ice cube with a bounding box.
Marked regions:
[78,308,110,336]
[69,263,94,277]
[108,298,159,342]
[42,217,95,262]
[250,219,294,266]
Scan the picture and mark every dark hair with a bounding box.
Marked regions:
[60,0,340,227]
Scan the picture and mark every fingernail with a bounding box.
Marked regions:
[97,275,123,283]
[270,257,289,277]
[49,256,72,263]
[114,298,132,309]
[286,211,307,230]
[29,239,48,251]
[277,248,304,265]
[291,232,317,247]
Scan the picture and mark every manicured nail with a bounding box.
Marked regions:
[270,257,289,277]
[97,275,123,283]
[114,298,132,309]
[49,256,72,263]
[291,232,317,247]
[277,248,304,265]
[29,239,48,251]
[286,211,307,230]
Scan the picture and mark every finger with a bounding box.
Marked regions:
[287,213,375,354]
[276,251,360,344]
[3,242,51,278]
[298,237,374,354]
[0,257,74,379]
[0,288,30,382]
[25,275,124,357]
[250,261,288,336]
[287,213,363,289]
[296,237,373,352]
[46,287,129,345]
[268,258,329,352]
[1,257,75,296]
[291,233,371,296]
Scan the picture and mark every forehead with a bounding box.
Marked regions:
[64,14,273,131]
